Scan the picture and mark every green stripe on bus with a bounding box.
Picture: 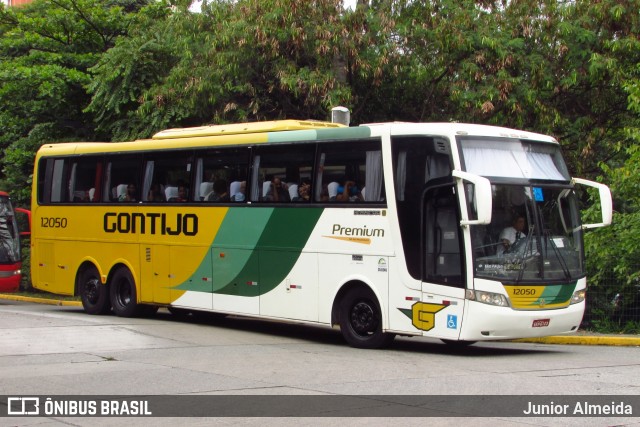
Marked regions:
[313,126,371,140]
[174,208,273,292]
[267,126,371,144]
[215,207,324,296]
[175,207,323,296]
[534,283,575,306]
[213,207,274,248]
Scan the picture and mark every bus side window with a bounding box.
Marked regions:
[250,144,314,203]
[315,139,384,203]
[141,151,192,202]
[67,158,103,203]
[101,155,142,203]
[37,158,66,203]
[193,147,249,203]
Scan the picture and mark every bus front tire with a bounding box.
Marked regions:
[339,287,395,349]
[110,267,141,317]
[79,266,110,315]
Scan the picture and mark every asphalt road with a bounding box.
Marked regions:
[0,299,639,426]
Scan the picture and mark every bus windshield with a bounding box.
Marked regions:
[470,184,584,283]
[459,137,570,181]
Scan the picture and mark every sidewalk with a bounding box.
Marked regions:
[514,334,640,347]
[2,293,639,346]
[0,292,82,307]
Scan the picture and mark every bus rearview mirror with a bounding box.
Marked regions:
[452,170,492,226]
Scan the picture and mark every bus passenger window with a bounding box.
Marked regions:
[68,158,103,203]
[251,144,314,203]
[142,151,192,202]
[103,155,142,202]
[315,139,384,203]
[193,147,248,203]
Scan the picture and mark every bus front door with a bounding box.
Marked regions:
[420,180,467,339]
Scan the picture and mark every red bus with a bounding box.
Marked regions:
[0,191,29,292]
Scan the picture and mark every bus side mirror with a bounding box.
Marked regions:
[452,170,492,226]
[572,177,613,229]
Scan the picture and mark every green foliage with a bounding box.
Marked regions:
[582,43,640,331]
[88,0,363,138]
[0,0,150,205]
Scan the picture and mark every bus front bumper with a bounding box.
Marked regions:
[459,300,584,341]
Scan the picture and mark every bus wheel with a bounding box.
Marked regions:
[339,287,395,349]
[110,267,141,317]
[79,266,110,315]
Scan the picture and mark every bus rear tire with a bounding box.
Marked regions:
[339,287,395,349]
[110,267,141,317]
[78,266,110,315]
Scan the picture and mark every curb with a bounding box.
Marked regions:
[513,335,640,347]
[2,294,639,346]
[0,293,82,307]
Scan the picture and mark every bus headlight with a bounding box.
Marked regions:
[466,289,510,307]
[570,289,586,305]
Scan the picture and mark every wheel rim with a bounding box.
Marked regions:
[83,278,100,304]
[115,278,131,307]
[349,300,378,336]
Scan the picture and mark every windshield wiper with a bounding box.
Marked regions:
[515,231,534,283]
[545,230,571,280]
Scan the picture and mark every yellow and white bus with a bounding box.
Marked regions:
[31,119,612,348]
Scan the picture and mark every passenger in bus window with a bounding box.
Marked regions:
[167,184,188,202]
[206,179,230,202]
[336,180,361,202]
[177,184,189,202]
[327,182,339,201]
[292,179,311,202]
[264,177,290,202]
[230,181,246,202]
[147,184,165,202]
[72,189,89,202]
[119,184,137,202]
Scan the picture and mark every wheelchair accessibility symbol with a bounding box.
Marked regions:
[447,314,458,329]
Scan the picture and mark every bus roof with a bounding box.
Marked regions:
[375,122,558,144]
[35,120,559,157]
[152,120,345,140]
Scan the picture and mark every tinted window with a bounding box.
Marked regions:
[250,144,315,203]
[141,151,192,202]
[315,139,384,203]
[103,155,142,202]
[194,147,249,202]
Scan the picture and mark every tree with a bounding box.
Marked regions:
[87,0,422,138]
[0,0,150,205]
